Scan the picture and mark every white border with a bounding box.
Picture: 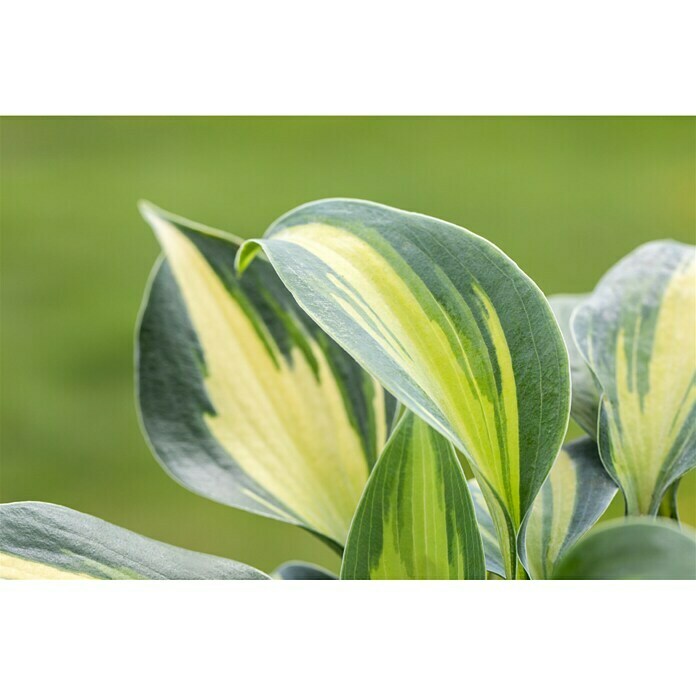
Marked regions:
[1,581,694,693]
[2,1,695,114]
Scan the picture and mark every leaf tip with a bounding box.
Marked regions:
[235,240,263,277]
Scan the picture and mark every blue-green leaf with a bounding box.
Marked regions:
[522,437,617,579]
[272,561,337,580]
[553,517,696,580]
[549,295,600,438]
[0,502,267,580]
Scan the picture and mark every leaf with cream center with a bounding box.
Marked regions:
[137,203,394,548]
[239,199,570,578]
[572,241,696,515]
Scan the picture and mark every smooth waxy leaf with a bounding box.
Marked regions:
[240,199,570,578]
[340,412,485,580]
[573,241,696,515]
[0,502,267,579]
[137,203,394,548]
[467,479,505,578]
[553,518,696,580]
[549,295,600,438]
[522,437,617,579]
[272,561,337,580]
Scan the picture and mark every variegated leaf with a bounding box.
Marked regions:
[553,517,696,580]
[239,199,570,578]
[467,479,506,578]
[471,438,617,579]
[340,411,485,580]
[549,295,600,438]
[137,203,394,548]
[573,241,696,515]
[0,502,267,579]
[272,561,337,580]
[522,437,617,579]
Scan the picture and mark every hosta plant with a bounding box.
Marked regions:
[2,200,695,580]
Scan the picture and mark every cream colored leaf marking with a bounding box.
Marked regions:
[604,255,695,513]
[0,553,94,580]
[274,223,522,526]
[150,215,375,544]
[524,449,577,579]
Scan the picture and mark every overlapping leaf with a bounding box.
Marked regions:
[549,295,600,438]
[553,517,696,580]
[573,241,696,515]
[239,199,570,578]
[341,412,485,579]
[522,437,617,579]
[471,438,617,578]
[272,561,337,580]
[137,203,394,548]
[0,502,267,579]
[468,479,506,577]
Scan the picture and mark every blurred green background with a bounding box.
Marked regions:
[1,117,694,575]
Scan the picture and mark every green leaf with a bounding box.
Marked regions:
[272,561,337,580]
[137,203,395,548]
[573,241,695,515]
[240,198,570,579]
[340,412,485,580]
[522,437,617,579]
[549,295,600,438]
[467,479,506,578]
[553,517,696,580]
[0,502,267,579]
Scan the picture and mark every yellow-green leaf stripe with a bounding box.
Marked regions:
[573,241,696,515]
[240,199,570,578]
[341,412,485,579]
[138,203,394,548]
